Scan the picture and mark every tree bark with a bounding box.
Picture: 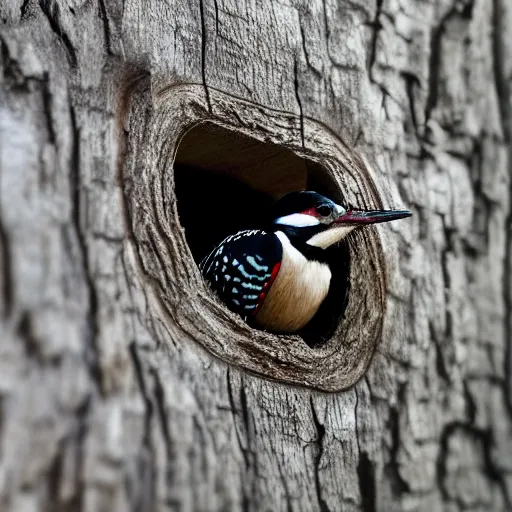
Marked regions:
[1,0,511,511]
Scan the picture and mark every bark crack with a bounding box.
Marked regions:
[440,215,454,341]
[226,372,246,462]
[150,368,173,459]
[424,15,447,124]
[429,321,450,383]
[198,0,212,113]
[355,387,376,512]
[386,385,410,496]
[69,104,103,390]
[293,59,305,149]
[39,0,78,68]
[401,71,421,138]
[424,4,474,124]
[74,396,92,510]
[298,16,321,79]
[310,396,331,512]
[491,0,512,417]
[212,0,219,36]
[127,341,157,512]
[17,310,45,361]
[239,378,259,509]
[129,343,154,455]
[20,0,31,19]
[357,452,376,512]
[365,0,383,78]
[226,370,254,510]
[98,0,112,55]
[0,207,12,318]
[41,73,56,145]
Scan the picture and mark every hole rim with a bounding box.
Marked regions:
[122,82,387,392]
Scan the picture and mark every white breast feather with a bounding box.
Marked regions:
[254,231,332,332]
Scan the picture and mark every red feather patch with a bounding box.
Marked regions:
[301,207,320,218]
[253,261,281,315]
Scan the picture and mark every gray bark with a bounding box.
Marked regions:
[1,0,511,511]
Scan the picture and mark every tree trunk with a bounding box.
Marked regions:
[1,0,511,510]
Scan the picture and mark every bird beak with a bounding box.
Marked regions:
[333,209,412,225]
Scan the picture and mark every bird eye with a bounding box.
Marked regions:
[316,204,332,217]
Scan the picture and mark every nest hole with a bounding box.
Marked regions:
[174,122,351,346]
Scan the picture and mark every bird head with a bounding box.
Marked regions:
[271,191,411,249]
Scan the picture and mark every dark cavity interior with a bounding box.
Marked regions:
[174,122,350,346]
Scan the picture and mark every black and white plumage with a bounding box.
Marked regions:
[200,191,411,334]
[200,230,282,318]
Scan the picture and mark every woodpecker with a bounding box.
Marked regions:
[200,191,411,333]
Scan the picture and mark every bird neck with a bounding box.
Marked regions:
[305,225,356,249]
[273,227,329,263]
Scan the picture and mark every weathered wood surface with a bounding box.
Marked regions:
[1,0,511,511]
